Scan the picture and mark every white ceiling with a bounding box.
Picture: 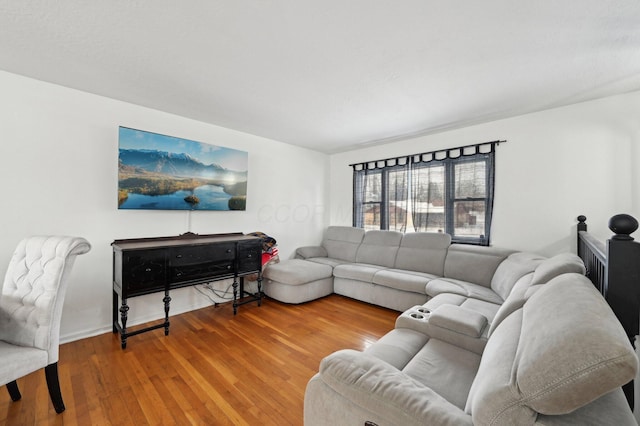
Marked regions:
[1,1,640,154]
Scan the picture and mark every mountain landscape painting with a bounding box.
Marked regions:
[118,127,248,211]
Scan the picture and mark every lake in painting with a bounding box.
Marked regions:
[119,185,232,210]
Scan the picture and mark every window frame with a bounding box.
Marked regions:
[352,142,497,246]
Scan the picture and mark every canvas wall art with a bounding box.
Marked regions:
[118,127,248,211]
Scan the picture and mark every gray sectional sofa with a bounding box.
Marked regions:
[263,226,584,315]
[262,226,638,424]
[304,273,637,425]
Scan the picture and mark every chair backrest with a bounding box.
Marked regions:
[0,236,91,363]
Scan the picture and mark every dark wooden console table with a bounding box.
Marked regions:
[112,232,263,348]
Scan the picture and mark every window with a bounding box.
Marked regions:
[352,142,499,245]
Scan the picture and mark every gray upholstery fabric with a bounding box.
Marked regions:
[530,252,586,285]
[403,339,481,409]
[263,259,332,285]
[305,257,350,268]
[372,269,438,293]
[295,245,328,259]
[444,244,514,287]
[0,235,90,385]
[322,226,365,262]
[333,263,387,282]
[264,276,333,304]
[355,230,403,267]
[263,259,334,304]
[429,305,487,337]
[304,251,636,425]
[394,232,451,275]
[396,305,490,354]
[333,277,376,304]
[425,278,504,304]
[490,252,545,300]
[466,273,637,424]
[364,328,429,369]
[315,349,474,426]
[371,284,429,312]
[534,388,637,425]
[488,275,537,336]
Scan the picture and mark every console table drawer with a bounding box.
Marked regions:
[237,241,262,274]
[120,250,166,296]
[169,260,235,283]
[169,243,236,267]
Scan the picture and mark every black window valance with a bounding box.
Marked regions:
[350,140,505,171]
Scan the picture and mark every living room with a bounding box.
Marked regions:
[1,1,640,424]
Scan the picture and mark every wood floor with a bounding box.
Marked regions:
[0,295,398,425]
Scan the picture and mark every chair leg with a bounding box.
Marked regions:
[6,381,21,402]
[44,363,65,414]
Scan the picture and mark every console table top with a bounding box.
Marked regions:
[112,232,261,250]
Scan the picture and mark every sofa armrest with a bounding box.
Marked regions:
[429,305,488,338]
[316,349,473,425]
[295,245,328,259]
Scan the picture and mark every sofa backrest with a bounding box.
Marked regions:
[529,252,586,285]
[322,226,366,262]
[443,245,515,288]
[355,230,403,268]
[465,273,637,425]
[488,253,587,335]
[394,232,451,275]
[490,252,546,300]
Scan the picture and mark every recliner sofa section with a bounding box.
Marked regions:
[304,274,638,425]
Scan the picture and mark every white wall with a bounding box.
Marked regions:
[3,68,639,344]
[329,90,640,255]
[0,71,329,342]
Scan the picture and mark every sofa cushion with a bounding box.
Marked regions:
[373,269,438,293]
[402,338,482,409]
[323,226,366,262]
[318,349,473,425]
[305,257,351,268]
[444,245,514,288]
[490,252,545,300]
[466,273,638,424]
[394,232,451,275]
[295,245,328,259]
[487,274,539,336]
[365,328,429,369]
[530,252,586,285]
[333,263,388,283]
[355,230,403,268]
[424,293,501,325]
[425,278,504,305]
[263,259,333,285]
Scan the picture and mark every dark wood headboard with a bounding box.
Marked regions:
[577,214,640,409]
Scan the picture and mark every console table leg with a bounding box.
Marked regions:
[257,275,263,307]
[232,278,239,315]
[163,291,171,336]
[112,290,118,333]
[119,301,130,349]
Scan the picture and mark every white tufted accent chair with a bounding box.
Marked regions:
[0,236,90,413]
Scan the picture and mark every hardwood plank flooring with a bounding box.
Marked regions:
[0,295,398,425]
